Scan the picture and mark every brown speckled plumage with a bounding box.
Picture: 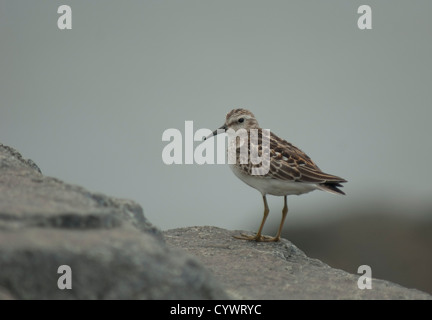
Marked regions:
[225,109,346,194]
[208,108,347,242]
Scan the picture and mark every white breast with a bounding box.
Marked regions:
[229,164,318,196]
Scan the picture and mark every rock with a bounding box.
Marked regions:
[3,142,430,300]
[164,226,432,299]
[0,144,228,299]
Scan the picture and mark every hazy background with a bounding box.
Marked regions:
[1,1,431,294]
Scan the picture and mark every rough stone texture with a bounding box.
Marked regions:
[2,142,431,300]
[164,226,432,300]
[0,144,228,299]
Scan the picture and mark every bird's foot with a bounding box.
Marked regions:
[233,233,280,242]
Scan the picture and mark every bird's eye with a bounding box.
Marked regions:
[238,118,244,123]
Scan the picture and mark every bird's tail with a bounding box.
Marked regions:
[316,181,346,195]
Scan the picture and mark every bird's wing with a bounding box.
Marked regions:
[245,131,346,184]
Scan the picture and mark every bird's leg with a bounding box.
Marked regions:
[234,195,270,241]
[268,195,288,242]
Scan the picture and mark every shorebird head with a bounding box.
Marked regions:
[206,108,260,140]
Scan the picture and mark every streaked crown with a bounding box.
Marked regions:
[224,108,260,131]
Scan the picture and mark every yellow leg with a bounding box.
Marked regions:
[234,195,270,242]
[271,195,288,242]
[234,195,288,242]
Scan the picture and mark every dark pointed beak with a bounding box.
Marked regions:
[204,124,227,140]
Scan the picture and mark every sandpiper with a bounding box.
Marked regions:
[206,108,347,242]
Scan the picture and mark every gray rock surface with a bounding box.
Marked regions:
[164,226,432,299]
[2,143,430,300]
[0,144,228,299]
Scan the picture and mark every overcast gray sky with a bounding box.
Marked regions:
[1,1,431,231]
